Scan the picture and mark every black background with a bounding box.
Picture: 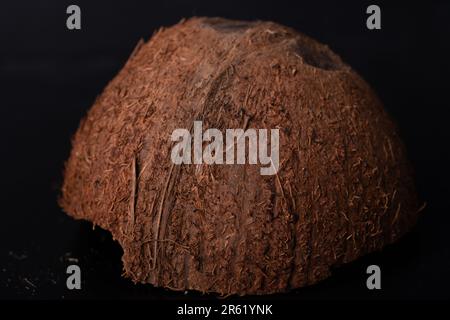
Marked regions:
[0,0,449,302]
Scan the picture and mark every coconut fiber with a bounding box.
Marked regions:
[60,17,419,295]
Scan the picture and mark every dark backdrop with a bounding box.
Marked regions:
[0,0,449,301]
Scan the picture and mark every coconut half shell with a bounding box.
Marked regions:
[60,17,419,295]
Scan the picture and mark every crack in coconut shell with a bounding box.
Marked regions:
[60,17,420,295]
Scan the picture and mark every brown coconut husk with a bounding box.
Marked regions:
[60,17,419,295]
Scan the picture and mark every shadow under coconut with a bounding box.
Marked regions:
[68,220,421,300]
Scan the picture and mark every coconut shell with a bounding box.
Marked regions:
[60,17,419,295]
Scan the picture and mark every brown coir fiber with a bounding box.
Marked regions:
[61,17,419,295]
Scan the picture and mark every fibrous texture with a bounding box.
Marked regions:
[61,17,419,295]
